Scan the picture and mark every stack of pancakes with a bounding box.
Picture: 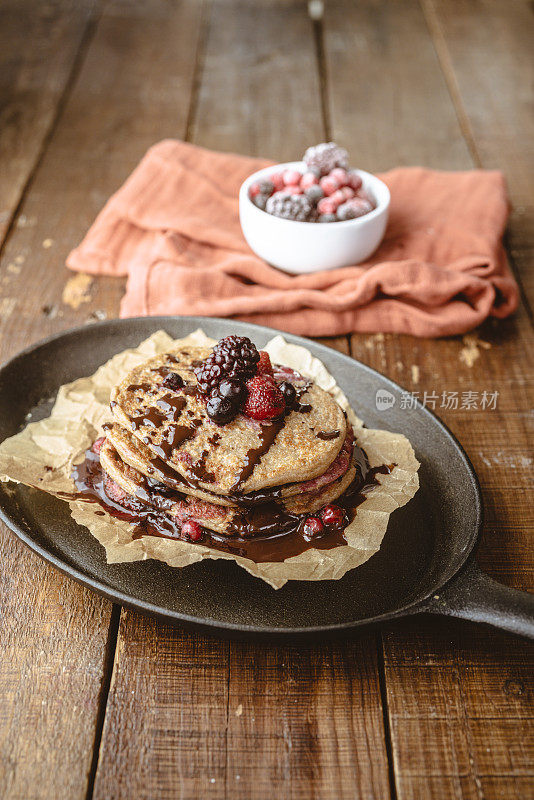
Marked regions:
[99,344,357,537]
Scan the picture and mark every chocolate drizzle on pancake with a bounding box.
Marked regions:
[71,443,392,563]
[230,419,286,491]
[317,429,340,440]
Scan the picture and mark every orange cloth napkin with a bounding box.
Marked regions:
[67,139,518,337]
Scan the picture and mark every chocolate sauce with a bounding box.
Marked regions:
[295,403,312,413]
[70,445,391,563]
[146,424,194,461]
[230,418,285,491]
[317,429,341,441]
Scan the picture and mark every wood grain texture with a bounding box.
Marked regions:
[0,2,203,798]
[92,3,390,798]
[324,1,534,798]
[421,0,534,310]
[0,0,97,244]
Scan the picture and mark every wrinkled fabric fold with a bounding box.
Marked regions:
[67,139,518,337]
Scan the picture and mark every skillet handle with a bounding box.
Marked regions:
[425,560,534,639]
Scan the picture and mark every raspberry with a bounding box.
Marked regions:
[249,182,262,199]
[265,192,315,222]
[257,351,274,377]
[103,473,139,511]
[270,172,285,192]
[329,189,345,207]
[321,504,346,529]
[317,197,337,216]
[303,142,349,176]
[300,171,319,190]
[283,168,302,186]
[91,436,106,455]
[181,519,203,542]
[302,517,325,540]
[337,198,373,221]
[330,168,348,186]
[249,179,274,199]
[243,376,285,421]
[340,186,355,201]
[347,170,363,191]
[284,184,303,195]
[194,336,259,396]
[320,175,340,196]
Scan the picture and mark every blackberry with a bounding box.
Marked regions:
[253,193,269,211]
[318,213,337,223]
[194,335,259,396]
[303,142,349,176]
[305,184,324,205]
[265,192,315,222]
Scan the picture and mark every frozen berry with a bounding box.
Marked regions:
[329,189,345,207]
[266,192,315,221]
[318,213,337,223]
[257,351,274,377]
[283,168,302,186]
[356,188,374,206]
[303,142,349,176]
[337,198,373,221]
[305,185,324,204]
[218,378,246,404]
[330,167,348,186]
[278,381,296,407]
[270,172,285,192]
[244,376,285,421]
[347,170,363,191]
[162,372,184,391]
[302,517,325,540]
[300,171,319,190]
[320,175,340,196]
[249,182,262,199]
[206,394,239,425]
[195,336,259,396]
[91,436,106,455]
[321,504,346,529]
[284,184,303,195]
[181,519,203,542]
[317,197,337,216]
[252,193,269,211]
[340,186,355,201]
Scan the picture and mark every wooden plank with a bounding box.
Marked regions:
[323,1,534,798]
[0,2,203,798]
[0,0,97,244]
[93,2,391,798]
[421,0,534,309]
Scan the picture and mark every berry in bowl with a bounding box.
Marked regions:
[239,142,390,274]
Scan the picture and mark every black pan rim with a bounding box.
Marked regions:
[0,315,483,636]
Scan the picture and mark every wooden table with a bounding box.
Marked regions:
[1,1,532,797]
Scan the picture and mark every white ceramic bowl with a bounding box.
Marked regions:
[239,161,390,274]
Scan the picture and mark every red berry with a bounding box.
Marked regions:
[249,182,262,199]
[321,504,346,529]
[320,175,340,196]
[181,519,203,542]
[300,171,319,190]
[329,189,345,208]
[317,197,337,215]
[270,172,285,192]
[285,184,303,195]
[302,517,325,540]
[91,436,106,455]
[330,168,348,186]
[283,168,302,186]
[340,186,355,200]
[347,171,363,191]
[103,474,128,503]
[244,376,285,421]
[256,351,274,377]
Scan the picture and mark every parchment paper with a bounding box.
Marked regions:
[0,329,419,589]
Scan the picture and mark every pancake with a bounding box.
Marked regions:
[111,345,347,495]
[105,423,354,507]
[100,440,357,536]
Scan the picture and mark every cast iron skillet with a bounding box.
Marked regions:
[0,317,532,640]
